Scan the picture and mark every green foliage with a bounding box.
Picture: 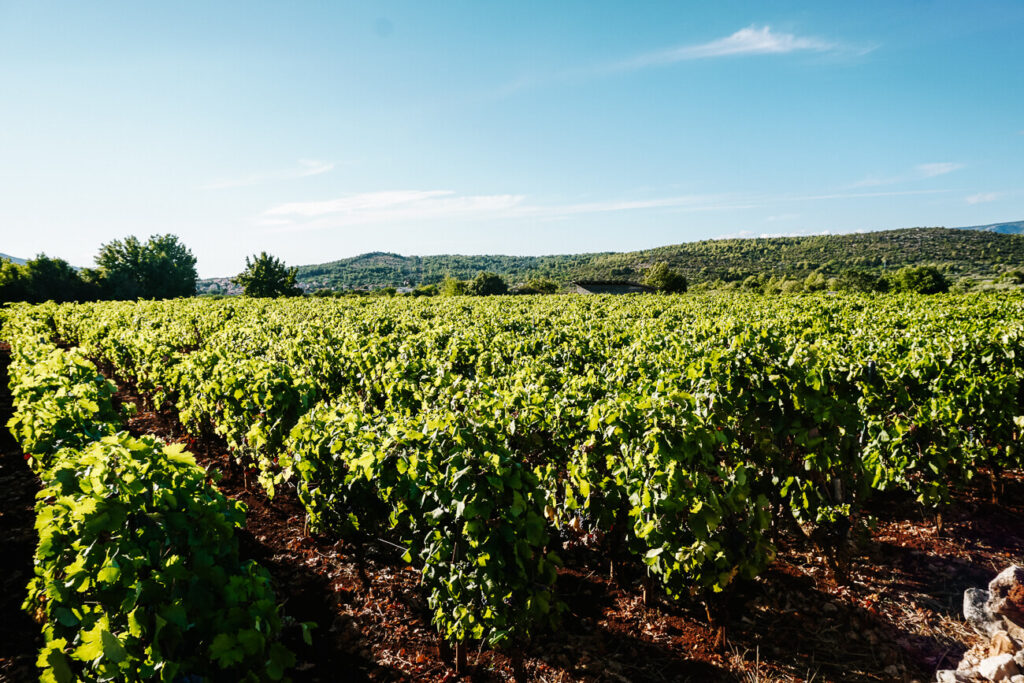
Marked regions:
[643,262,688,293]
[0,259,27,302]
[283,227,1024,291]
[233,252,301,298]
[836,269,887,293]
[7,346,121,464]
[1,314,295,682]
[288,402,560,645]
[803,271,828,292]
[438,276,469,296]
[27,435,290,682]
[891,265,950,294]
[21,292,1024,656]
[411,283,439,296]
[175,351,317,493]
[467,271,509,296]
[516,277,560,294]
[0,256,98,304]
[95,234,198,300]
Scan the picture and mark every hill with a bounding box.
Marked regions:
[294,251,603,290]
[282,227,1024,290]
[0,253,27,266]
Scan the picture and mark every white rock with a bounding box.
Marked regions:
[989,565,1024,625]
[977,653,1019,681]
[1003,615,1024,646]
[961,648,984,671]
[936,669,971,682]
[968,588,1005,637]
[1016,649,1024,669]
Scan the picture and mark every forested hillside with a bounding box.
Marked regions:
[289,227,1024,290]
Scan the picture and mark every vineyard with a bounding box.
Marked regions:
[3,292,1024,681]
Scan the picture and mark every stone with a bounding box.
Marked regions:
[1009,675,1024,683]
[1016,649,1024,669]
[989,566,1024,626]
[961,647,984,671]
[977,653,1019,681]
[991,631,1017,656]
[968,588,1004,637]
[936,669,970,682]
[1004,616,1024,647]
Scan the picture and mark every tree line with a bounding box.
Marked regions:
[1,230,970,305]
[1,235,197,304]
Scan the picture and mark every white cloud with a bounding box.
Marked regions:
[966,192,999,204]
[260,185,955,234]
[490,25,868,98]
[850,162,964,188]
[536,195,742,216]
[202,159,335,190]
[265,190,458,217]
[794,188,950,201]
[260,190,747,232]
[916,162,964,178]
[261,190,527,231]
[620,26,835,69]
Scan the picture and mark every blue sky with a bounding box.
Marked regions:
[1,1,1023,277]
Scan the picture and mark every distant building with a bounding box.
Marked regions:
[572,280,653,294]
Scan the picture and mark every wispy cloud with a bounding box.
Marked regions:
[265,190,459,218]
[966,192,1000,204]
[491,25,870,98]
[916,162,963,178]
[259,191,747,232]
[850,162,964,188]
[259,186,952,234]
[260,190,527,231]
[202,159,335,190]
[617,26,836,70]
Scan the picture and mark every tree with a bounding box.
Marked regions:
[411,283,438,296]
[95,234,197,299]
[516,277,559,294]
[233,252,301,297]
[837,269,884,293]
[892,265,949,294]
[25,255,96,302]
[741,274,762,292]
[0,259,29,303]
[803,271,827,292]
[439,276,469,296]
[0,255,96,303]
[468,271,508,296]
[643,262,688,293]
